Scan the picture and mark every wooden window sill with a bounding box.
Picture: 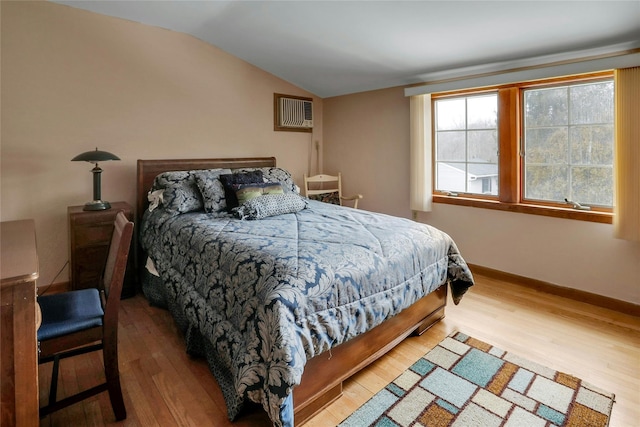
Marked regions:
[432,194,613,224]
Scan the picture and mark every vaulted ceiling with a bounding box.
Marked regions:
[52,1,640,98]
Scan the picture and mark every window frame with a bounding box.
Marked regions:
[431,72,614,224]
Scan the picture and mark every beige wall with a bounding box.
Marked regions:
[1,1,322,285]
[323,87,640,305]
[324,87,411,216]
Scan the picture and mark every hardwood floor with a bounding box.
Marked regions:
[39,273,640,426]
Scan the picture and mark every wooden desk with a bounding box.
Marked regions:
[1,219,40,426]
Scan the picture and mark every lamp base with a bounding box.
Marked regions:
[83,200,111,211]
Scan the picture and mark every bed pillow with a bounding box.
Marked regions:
[233,193,307,220]
[152,171,203,214]
[233,167,299,194]
[193,168,233,214]
[219,170,265,211]
[234,182,284,205]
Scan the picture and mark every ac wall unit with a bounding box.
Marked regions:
[279,97,313,129]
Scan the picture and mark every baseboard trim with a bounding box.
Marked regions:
[468,264,640,317]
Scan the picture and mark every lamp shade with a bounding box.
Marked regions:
[71,148,120,163]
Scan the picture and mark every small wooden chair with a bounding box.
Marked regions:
[303,173,363,209]
[37,210,133,420]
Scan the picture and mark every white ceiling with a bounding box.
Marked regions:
[53,1,640,98]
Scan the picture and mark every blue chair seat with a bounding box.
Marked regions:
[38,289,104,342]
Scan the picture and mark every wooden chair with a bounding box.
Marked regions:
[37,210,133,420]
[303,173,363,209]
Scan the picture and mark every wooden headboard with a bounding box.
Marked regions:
[136,157,276,226]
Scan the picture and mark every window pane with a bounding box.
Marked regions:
[524,87,568,127]
[468,130,498,163]
[434,94,498,196]
[467,95,497,129]
[436,162,466,192]
[524,165,569,202]
[436,131,465,161]
[436,98,465,130]
[525,128,568,164]
[571,166,613,206]
[468,162,499,195]
[523,80,613,207]
[570,82,614,124]
[570,125,613,165]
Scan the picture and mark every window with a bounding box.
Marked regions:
[523,81,614,207]
[434,94,498,196]
[431,73,614,223]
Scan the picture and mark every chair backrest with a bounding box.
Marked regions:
[102,211,134,328]
[304,173,343,203]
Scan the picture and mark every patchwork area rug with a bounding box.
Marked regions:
[339,332,615,427]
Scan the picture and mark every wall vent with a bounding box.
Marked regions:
[274,94,313,132]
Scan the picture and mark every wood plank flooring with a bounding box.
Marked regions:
[39,273,640,426]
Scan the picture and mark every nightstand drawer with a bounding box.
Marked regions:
[73,223,114,247]
[73,269,102,289]
[74,245,109,269]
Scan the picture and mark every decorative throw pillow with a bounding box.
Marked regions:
[219,170,264,211]
[234,182,284,205]
[193,168,232,214]
[233,167,299,194]
[233,193,308,220]
[152,171,203,214]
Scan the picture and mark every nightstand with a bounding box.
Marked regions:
[68,201,136,298]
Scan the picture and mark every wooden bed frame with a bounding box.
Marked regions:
[136,157,448,426]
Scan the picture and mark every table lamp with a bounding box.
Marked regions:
[71,148,120,211]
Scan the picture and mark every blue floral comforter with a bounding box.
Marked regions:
[140,200,474,426]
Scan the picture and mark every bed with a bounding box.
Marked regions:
[136,157,474,427]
